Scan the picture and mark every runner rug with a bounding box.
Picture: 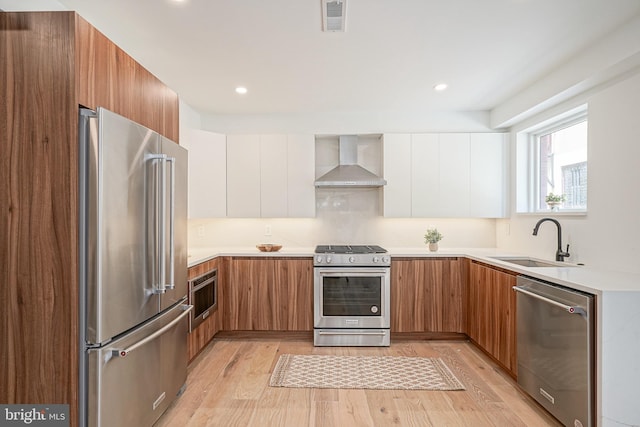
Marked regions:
[269,354,465,391]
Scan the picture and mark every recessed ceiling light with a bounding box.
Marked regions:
[235,87,248,94]
[433,83,448,91]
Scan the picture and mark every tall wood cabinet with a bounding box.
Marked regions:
[1,12,179,426]
[391,258,467,333]
[467,260,518,376]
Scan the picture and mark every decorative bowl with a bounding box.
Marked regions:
[256,244,282,252]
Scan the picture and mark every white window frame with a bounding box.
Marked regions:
[516,106,588,215]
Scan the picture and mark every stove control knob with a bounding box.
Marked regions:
[382,256,390,264]
[315,256,323,263]
[326,256,332,264]
[373,256,380,263]
[349,256,355,263]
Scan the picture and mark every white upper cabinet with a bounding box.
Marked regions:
[226,134,262,217]
[411,133,443,217]
[437,133,470,217]
[287,134,316,217]
[382,134,412,217]
[469,133,507,218]
[183,129,227,218]
[383,132,508,218]
[260,135,289,217]
[227,134,315,218]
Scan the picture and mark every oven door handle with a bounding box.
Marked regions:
[316,268,390,275]
[317,331,388,336]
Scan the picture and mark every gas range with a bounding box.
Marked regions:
[314,245,391,267]
[313,244,391,346]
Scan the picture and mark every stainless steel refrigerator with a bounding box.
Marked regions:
[78,107,191,427]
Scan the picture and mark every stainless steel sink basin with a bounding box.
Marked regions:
[489,256,574,268]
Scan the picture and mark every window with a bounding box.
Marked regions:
[517,108,588,213]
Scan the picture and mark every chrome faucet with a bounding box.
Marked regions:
[532,218,571,262]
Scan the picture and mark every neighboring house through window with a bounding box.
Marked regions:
[516,106,588,213]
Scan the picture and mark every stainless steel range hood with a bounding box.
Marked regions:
[314,135,387,188]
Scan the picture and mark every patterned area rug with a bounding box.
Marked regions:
[269,354,465,391]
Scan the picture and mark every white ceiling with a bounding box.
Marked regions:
[3,0,640,120]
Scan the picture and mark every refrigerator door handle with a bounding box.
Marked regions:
[166,156,176,290]
[111,305,193,358]
[149,153,168,294]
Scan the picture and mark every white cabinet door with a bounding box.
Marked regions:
[287,134,316,218]
[470,133,507,217]
[382,132,507,218]
[411,134,440,217]
[226,134,261,217]
[382,134,412,217]
[438,133,470,217]
[226,134,316,218]
[260,135,288,217]
[183,129,226,218]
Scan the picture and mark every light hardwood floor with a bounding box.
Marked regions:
[156,338,561,426]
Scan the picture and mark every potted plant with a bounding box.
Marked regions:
[545,193,566,211]
[424,228,443,252]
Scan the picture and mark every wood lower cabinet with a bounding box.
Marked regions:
[187,257,223,362]
[468,260,518,376]
[223,257,313,331]
[391,258,466,333]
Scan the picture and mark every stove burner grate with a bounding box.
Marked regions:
[315,245,387,254]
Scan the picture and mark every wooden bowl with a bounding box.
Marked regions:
[256,244,282,252]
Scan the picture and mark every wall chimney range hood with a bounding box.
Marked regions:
[314,135,387,188]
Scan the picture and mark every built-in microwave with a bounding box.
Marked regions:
[188,269,217,332]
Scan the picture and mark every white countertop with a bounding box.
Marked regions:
[188,246,640,295]
[188,246,315,267]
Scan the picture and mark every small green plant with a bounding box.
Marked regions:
[545,193,566,203]
[424,228,443,244]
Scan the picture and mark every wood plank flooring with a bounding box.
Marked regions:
[156,338,561,427]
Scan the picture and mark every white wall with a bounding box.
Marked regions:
[179,99,202,142]
[490,14,640,129]
[200,110,492,135]
[189,188,497,250]
[497,70,640,273]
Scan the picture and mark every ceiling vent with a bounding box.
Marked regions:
[322,0,347,32]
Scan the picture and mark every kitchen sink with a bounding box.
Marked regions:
[489,256,575,268]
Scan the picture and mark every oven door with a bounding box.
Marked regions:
[314,267,390,329]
